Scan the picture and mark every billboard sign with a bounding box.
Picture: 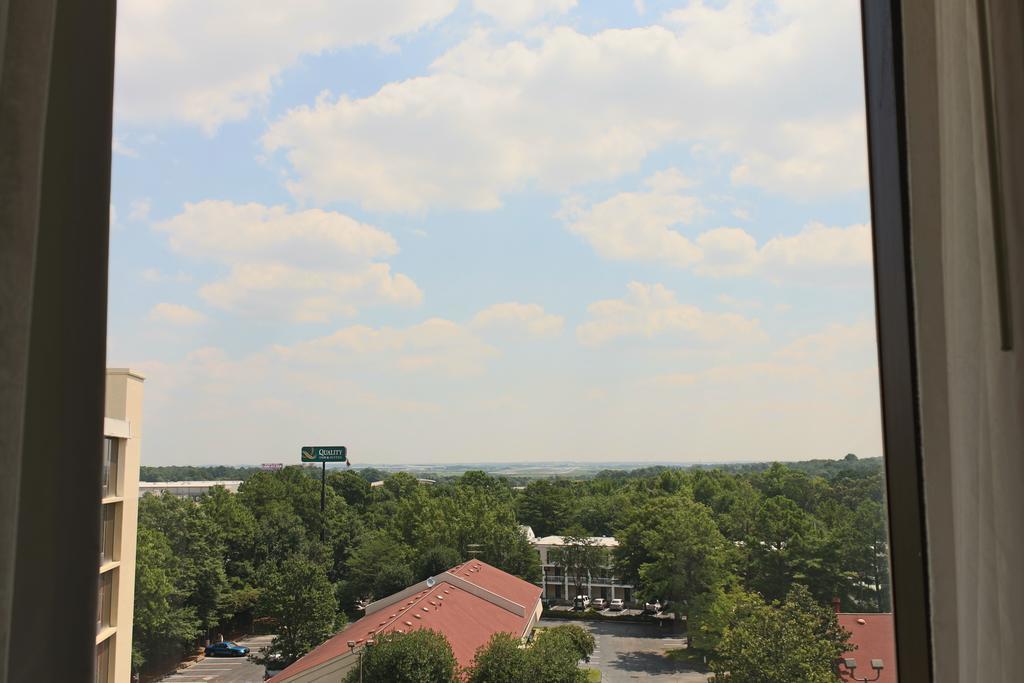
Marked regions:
[300,446,348,463]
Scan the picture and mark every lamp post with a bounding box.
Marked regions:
[348,639,374,683]
[837,657,885,682]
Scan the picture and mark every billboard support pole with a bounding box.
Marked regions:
[320,461,326,543]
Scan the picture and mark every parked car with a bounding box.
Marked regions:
[573,595,591,610]
[644,599,663,614]
[205,641,249,657]
[591,597,607,610]
[609,598,624,611]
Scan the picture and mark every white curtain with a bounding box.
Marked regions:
[905,1,1024,681]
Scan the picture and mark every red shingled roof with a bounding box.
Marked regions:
[270,560,541,682]
[837,613,897,683]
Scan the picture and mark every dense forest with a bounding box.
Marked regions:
[133,457,888,680]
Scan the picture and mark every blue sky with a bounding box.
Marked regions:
[108,0,882,466]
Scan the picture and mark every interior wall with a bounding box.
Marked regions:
[903,1,1024,681]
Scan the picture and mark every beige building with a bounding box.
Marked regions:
[532,535,634,604]
[97,369,144,683]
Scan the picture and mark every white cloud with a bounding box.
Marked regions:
[561,171,871,281]
[695,222,872,280]
[559,167,704,267]
[199,262,421,323]
[158,201,398,265]
[776,320,877,365]
[112,135,138,157]
[471,302,564,338]
[148,302,207,326]
[265,0,866,211]
[473,0,577,27]
[155,201,422,322]
[115,0,459,133]
[142,268,193,284]
[277,317,499,375]
[576,282,766,347]
[128,198,151,222]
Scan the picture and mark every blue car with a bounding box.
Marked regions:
[205,641,249,657]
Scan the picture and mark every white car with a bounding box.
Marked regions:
[574,595,591,610]
[609,598,625,611]
[591,597,607,610]
[644,599,662,614]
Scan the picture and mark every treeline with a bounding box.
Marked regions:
[139,465,263,481]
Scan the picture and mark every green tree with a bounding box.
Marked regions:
[343,531,415,604]
[259,554,341,663]
[467,632,528,683]
[131,527,200,669]
[328,470,372,507]
[523,626,593,683]
[517,480,572,537]
[346,630,458,683]
[468,626,593,683]
[742,496,817,602]
[687,585,762,654]
[711,584,852,683]
[548,527,609,600]
[415,545,462,580]
[633,498,729,619]
[138,493,230,637]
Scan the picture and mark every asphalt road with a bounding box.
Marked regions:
[157,636,274,683]
[539,618,708,682]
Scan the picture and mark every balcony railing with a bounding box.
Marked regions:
[537,574,634,588]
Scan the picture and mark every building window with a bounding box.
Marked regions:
[96,637,111,683]
[99,503,116,565]
[101,437,119,498]
[98,570,113,632]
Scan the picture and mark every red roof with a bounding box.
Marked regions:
[270,560,541,682]
[837,613,897,683]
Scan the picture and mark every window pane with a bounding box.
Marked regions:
[97,571,113,632]
[96,638,110,683]
[101,437,118,498]
[99,504,116,565]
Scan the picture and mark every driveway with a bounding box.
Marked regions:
[539,619,707,682]
[157,636,274,683]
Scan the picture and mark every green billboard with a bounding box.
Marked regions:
[300,446,348,463]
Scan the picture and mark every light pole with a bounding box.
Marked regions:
[836,657,885,682]
[348,639,373,683]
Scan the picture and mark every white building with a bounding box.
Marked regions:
[139,480,242,499]
[531,535,634,604]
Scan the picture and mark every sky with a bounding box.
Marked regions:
[108,0,883,466]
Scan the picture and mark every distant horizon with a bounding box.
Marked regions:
[141,453,882,470]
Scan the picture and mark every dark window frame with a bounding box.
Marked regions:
[860,0,934,680]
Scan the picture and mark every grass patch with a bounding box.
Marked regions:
[583,668,601,682]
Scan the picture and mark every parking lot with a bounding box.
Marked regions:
[539,618,708,682]
[156,636,274,683]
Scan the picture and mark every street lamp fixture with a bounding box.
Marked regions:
[837,657,885,682]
